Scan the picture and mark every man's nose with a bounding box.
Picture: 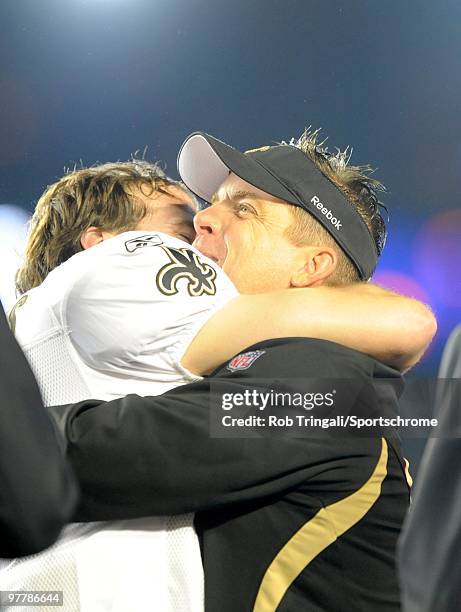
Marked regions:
[193,206,221,236]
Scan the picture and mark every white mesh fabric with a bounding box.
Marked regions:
[24,332,91,406]
[1,525,86,612]
[2,518,203,611]
[166,515,204,612]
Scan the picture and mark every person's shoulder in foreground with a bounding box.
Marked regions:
[399,324,461,612]
[0,304,77,558]
[438,323,461,378]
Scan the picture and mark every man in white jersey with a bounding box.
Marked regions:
[7,162,219,612]
[6,136,435,612]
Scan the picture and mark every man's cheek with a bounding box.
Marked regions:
[222,253,252,290]
[222,232,244,268]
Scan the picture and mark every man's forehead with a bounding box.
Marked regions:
[211,174,285,205]
[134,183,197,211]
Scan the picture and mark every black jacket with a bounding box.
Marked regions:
[50,338,409,611]
[0,304,77,558]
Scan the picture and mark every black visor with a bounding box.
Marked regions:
[178,132,379,280]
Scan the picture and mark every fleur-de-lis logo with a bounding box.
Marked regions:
[156,246,217,297]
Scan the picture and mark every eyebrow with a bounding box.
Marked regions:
[210,189,260,204]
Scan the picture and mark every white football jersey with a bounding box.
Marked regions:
[2,231,238,612]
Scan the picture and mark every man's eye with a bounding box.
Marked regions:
[236,203,254,216]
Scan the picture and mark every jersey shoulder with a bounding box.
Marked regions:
[11,249,95,346]
[89,230,238,299]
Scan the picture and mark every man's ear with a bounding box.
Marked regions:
[80,227,112,250]
[291,247,338,288]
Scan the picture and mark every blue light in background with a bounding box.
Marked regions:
[0,205,30,312]
[373,208,460,374]
[412,209,461,310]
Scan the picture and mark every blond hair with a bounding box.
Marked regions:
[16,160,179,294]
[283,128,387,285]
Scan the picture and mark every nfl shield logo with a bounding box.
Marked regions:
[227,350,265,372]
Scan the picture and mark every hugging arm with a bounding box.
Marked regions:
[182,283,437,375]
[48,338,381,521]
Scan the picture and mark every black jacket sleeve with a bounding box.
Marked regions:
[399,438,461,612]
[48,338,398,522]
[0,305,78,558]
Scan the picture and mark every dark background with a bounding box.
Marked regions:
[0,0,459,386]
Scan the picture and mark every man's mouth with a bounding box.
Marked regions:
[193,236,225,267]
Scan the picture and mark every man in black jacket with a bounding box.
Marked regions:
[0,304,77,558]
[51,337,408,611]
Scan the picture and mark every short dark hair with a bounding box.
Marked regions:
[283,128,387,285]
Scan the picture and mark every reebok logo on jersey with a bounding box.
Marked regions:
[156,246,217,297]
[125,234,163,253]
[310,196,342,230]
[227,350,266,372]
